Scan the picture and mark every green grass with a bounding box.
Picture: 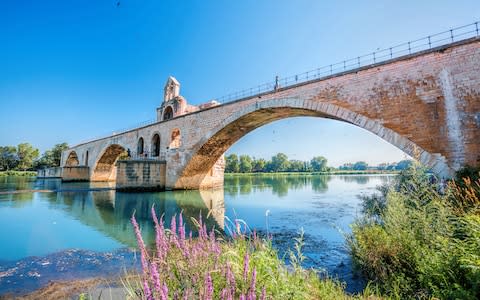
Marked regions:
[0,170,37,177]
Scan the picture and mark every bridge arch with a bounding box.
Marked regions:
[175,98,450,189]
[65,151,80,166]
[91,144,127,181]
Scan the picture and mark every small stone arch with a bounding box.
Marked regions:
[65,151,79,166]
[151,133,161,157]
[169,128,181,149]
[163,106,174,121]
[137,137,144,156]
[92,144,127,181]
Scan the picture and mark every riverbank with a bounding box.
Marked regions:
[226,170,399,176]
[0,171,36,177]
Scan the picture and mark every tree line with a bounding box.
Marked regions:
[225,153,329,173]
[0,143,68,171]
[226,153,413,173]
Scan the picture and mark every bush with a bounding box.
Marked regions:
[349,162,480,299]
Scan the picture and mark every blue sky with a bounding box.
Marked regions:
[1,1,478,166]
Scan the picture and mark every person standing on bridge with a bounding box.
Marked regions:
[274,75,279,91]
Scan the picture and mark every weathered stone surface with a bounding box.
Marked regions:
[116,160,166,191]
[37,167,62,178]
[62,166,90,182]
[59,38,480,189]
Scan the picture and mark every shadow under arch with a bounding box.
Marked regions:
[65,151,80,166]
[176,98,450,189]
[91,144,127,181]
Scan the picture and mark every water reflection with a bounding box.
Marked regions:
[0,174,394,295]
[225,174,337,197]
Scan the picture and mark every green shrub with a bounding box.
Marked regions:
[349,162,480,299]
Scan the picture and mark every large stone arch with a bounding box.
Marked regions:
[174,98,450,189]
[91,144,128,181]
[65,151,80,167]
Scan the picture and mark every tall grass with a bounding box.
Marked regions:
[128,207,377,299]
[349,162,480,299]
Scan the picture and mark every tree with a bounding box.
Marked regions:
[239,155,253,173]
[225,154,239,173]
[310,156,328,172]
[16,143,39,171]
[288,160,305,172]
[35,143,69,169]
[252,158,266,172]
[51,143,69,166]
[0,146,18,171]
[395,159,413,170]
[270,153,290,172]
[353,161,368,170]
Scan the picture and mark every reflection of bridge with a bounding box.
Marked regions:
[40,25,480,190]
[47,189,225,248]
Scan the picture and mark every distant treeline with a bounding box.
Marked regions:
[225,153,413,173]
[0,143,68,171]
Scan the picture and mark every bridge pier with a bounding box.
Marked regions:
[115,160,166,191]
[166,152,225,190]
[62,166,90,181]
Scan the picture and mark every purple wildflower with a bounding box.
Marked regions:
[150,261,162,295]
[226,263,236,296]
[178,212,186,241]
[151,206,168,259]
[205,273,213,300]
[160,282,168,300]
[260,287,266,300]
[131,214,149,274]
[243,252,250,281]
[171,214,177,236]
[249,267,257,300]
[143,277,153,300]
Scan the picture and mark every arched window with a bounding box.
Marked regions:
[169,128,181,149]
[137,137,144,155]
[85,151,89,166]
[163,106,174,121]
[152,134,160,157]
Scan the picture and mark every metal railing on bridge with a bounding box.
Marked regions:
[216,21,479,103]
[73,21,479,146]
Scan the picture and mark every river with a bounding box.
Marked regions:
[0,174,394,295]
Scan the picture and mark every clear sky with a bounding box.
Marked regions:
[1,1,478,166]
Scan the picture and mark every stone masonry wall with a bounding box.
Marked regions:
[116,160,166,191]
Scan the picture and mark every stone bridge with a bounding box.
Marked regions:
[44,37,479,190]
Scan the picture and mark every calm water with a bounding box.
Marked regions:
[0,174,393,295]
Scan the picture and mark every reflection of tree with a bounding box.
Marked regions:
[311,175,331,193]
[224,176,239,197]
[225,174,333,196]
[238,176,252,195]
[339,175,370,185]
